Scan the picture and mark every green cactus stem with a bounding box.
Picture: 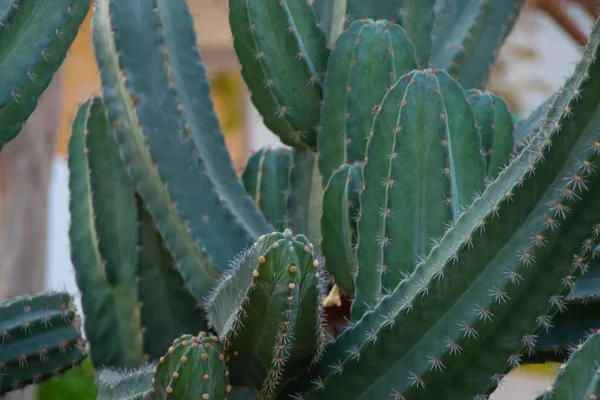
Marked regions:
[537,330,600,399]
[431,0,525,89]
[352,68,486,320]
[150,333,231,400]
[0,0,91,149]
[303,20,600,399]
[321,162,363,296]
[466,88,515,180]
[68,97,144,369]
[96,364,154,400]
[242,147,293,231]
[206,230,326,398]
[317,18,417,184]
[0,291,87,394]
[229,0,330,149]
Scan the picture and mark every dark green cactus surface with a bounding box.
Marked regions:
[352,68,486,319]
[229,0,330,149]
[150,333,230,400]
[466,88,515,180]
[0,292,87,394]
[0,0,91,149]
[537,330,600,399]
[318,18,417,183]
[206,230,326,398]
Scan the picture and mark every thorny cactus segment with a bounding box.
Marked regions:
[466,89,515,180]
[321,162,363,296]
[344,0,401,27]
[0,0,91,149]
[352,68,486,320]
[206,230,326,398]
[242,147,293,231]
[135,198,210,362]
[229,0,329,149]
[318,18,417,183]
[431,0,525,90]
[149,333,230,400]
[0,292,87,394]
[96,364,154,400]
[68,97,144,369]
[306,22,600,399]
[537,330,600,399]
[397,0,437,64]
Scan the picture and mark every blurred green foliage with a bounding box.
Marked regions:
[36,358,97,400]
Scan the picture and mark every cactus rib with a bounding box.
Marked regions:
[0,292,87,394]
[0,0,91,149]
[306,21,600,399]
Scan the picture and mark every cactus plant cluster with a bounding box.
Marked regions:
[2,0,600,399]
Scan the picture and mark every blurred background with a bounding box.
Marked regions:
[0,0,598,398]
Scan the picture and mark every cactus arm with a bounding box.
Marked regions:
[207,230,324,397]
[241,148,293,231]
[151,333,230,399]
[153,0,271,240]
[352,69,486,320]
[537,331,600,399]
[514,93,558,152]
[401,0,436,65]
[305,22,600,398]
[288,150,323,249]
[229,0,329,149]
[466,89,515,179]
[431,0,525,90]
[0,0,91,149]
[135,198,209,362]
[0,292,87,394]
[318,19,417,183]
[92,0,219,301]
[68,98,145,369]
[321,163,361,296]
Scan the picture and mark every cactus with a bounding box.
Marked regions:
[317,18,417,183]
[206,230,326,397]
[466,88,515,180]
[537,330,600,399]
[59,0,600,399]
[0,291,87,394]
[0,0,91,149]
[96,364,155,400]
[352,68,486,319]
[229,0,330,149]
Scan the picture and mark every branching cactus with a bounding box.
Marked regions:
[0,0,91,149]
[0,292,87,394]
[57,0,600,398]
[206,230,326,398]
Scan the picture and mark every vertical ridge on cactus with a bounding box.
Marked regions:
[0,0,91,149]
[0,292,87,394]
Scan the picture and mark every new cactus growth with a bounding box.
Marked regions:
[206,230,326,398]
[149,333,231,399]
[0,292,87,394]
[0,0,91,149]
